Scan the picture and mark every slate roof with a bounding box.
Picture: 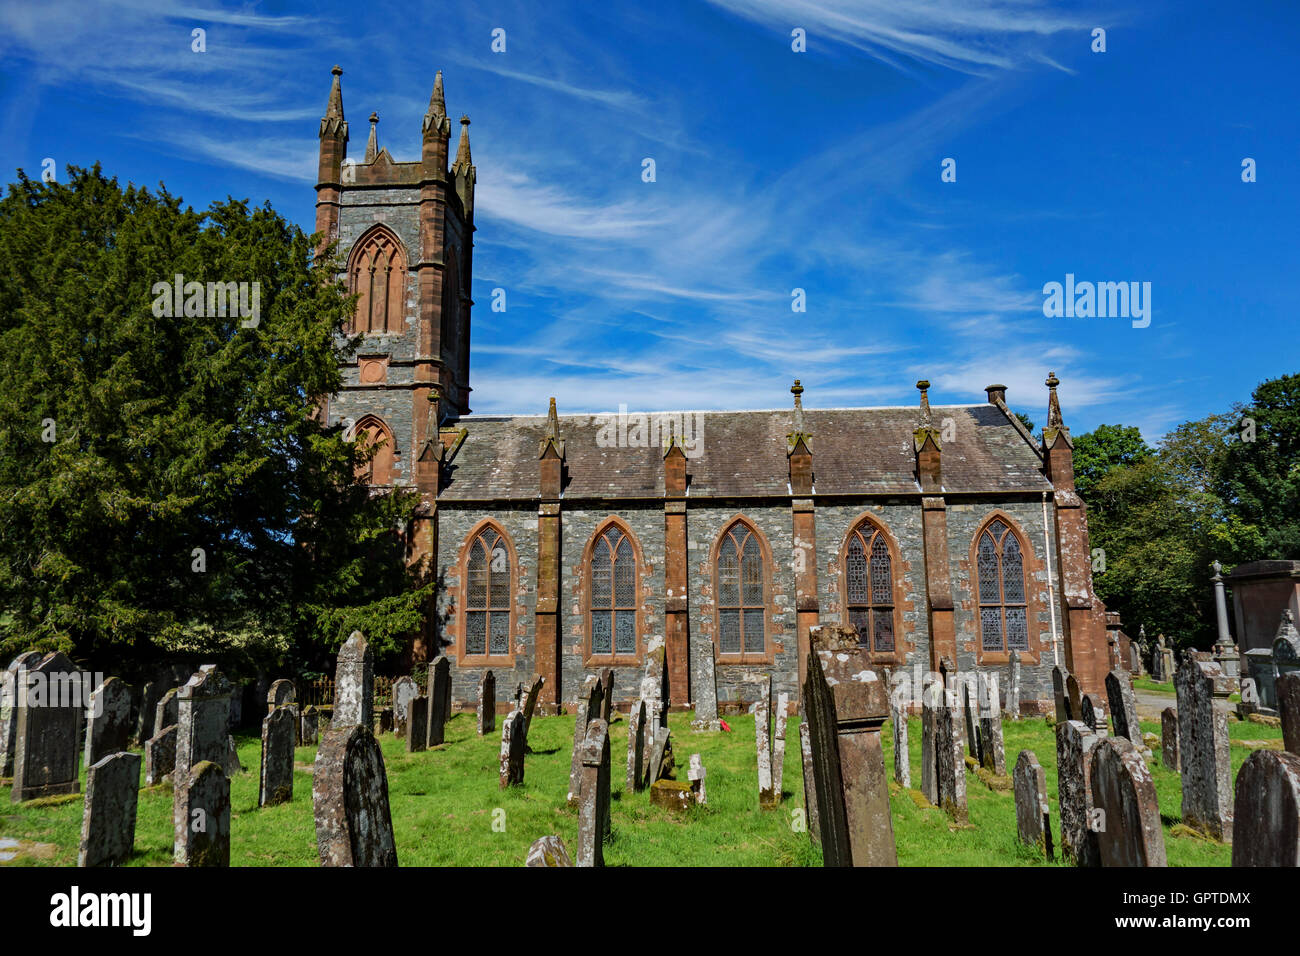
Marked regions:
[438,403,1051,502]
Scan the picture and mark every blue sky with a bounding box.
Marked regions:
[1,0,1296,439]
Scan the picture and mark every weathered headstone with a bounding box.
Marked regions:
[1080,694,1100,733]
[426,656,450,747]
[1090,736,1166,867]
[154,688,179,739]
[799,718,820,845]
[599,667,614,724]
[890,693,910,788]
[406,695,428,753]
[773,691,789,801]
[1278,671,1300,755]
[1231,749,1300,866]
[802,624,898,865]
[962,675,981,765]
[78,752,141,867]
[1161,706,1179,771]
[978,672,1006,775]
[174,760,230,866]
[225,734,243,776]
[567,675,602,805]
[11,652,82,802]
[1066,675,1083,724]
[521,674,544,744]
[301,705,320,747]
[647,725,673,787]
[626,697,646,792]
[1007,650,1021,719]
[313,723,398,867]
[1052,665,1071,723]
[333,631,374,730]
[689,633,721,731]
[0,652,38,777]
[575,718,610,867]
[477,670,496,736]
[935,683,968,824]
[84,676,133,768]
[266,679,296,714]
[1105,670,1142,745]
[259,707,296,807]
[500,709,525,788]
[173,667,232,848]
[1176,655,1234,842]
[145,724,177,786]
[1056,719,1101,866]
[391,676,418,739]
[920,678,940,805]
[526,834,573,867]
[134,678,163,747]
[755,676,775,806]
[1013,750,1053,859]
[688,752,707,805]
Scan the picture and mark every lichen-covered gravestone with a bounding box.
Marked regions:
[773,691,789,801]
[1175,656,1234,842]
[173,667,232,849]
[477,670,496,736]
[391,676,418,739]
[890,692,910,788]
[1052,665,1071,723]
[333,631,374,730]
[1231,749,1300,866]
[300,705,320,747]
[313,723,397,867]
[84,676,133,768]
[175,760,230,866]
[426,656,450,747]
[599,667,614,723]
[135,678,163,747]
[78,752,141,867]
[978,672,1006,775]
[1105,670,1142,745]
[266,678,296,714]
[1080,694,1100,734]
[145,725,177,786]
[499,709,525,789]
[259,706,296,807]
[1161,707,1179,771]
[1013,750,1052,859]
[920,679,940,805]
[755,675,775,807]
[962,676,981,765]
[575,718,611,867]
[567,675,602,806]
[526,834,573,867]
[521,674,545,744]
[1007,650,1021,719]
[1090,736,1166,867]
[11,652,82,802]
[154,688,179,739]
[1,652,40,777]
[1066,674,1083,723]
[935,683,968,825]
[1056,719,1101,867]
[626,697,646,792]
[798,717,821,844]
[1277,671,1300,755]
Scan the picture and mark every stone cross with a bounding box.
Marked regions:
[1051,665,1071,723]
[1090,736,1167,866]
[78,751,141,867]
[477,670,496,736]
[626,697,646,792]
[333,631,373,730]
[1277,671,1300,755]
[755,675,775,807]
[259,706,296,807]
[889,690,910,788]
[1013,750,1053,859]
[145,724,177,787]
[1231,749,1300,866]
[313,723,398,866]
[688,752,707,805]
[500,709,525,789]
[567,675,602,806]
[1007,650,1021,719]
[84,676,133,768]
[426,656,450,747]
[1175,655,1234,842]
[977,672,1006,775]
[1056,719,1101,866]
[1161,706,1179,771]
[798,718,820,846]
[391,676,418,739]
[526,834,573,867]
[174,761,230,866]
[11,651,82,802]
[575,717,611,867]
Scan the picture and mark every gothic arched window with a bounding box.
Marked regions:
[715,520,767,661]
[353,415,393,486]
[348,227,407,334]
[588,523,638,660]
[844,521,896,653]
[976,518,1029,652]
[440,246,460,359]
[463,525,513,660]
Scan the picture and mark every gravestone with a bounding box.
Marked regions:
[313,723,398,867]
[1056,719,1101,866]
[1066,675,1083,724]
[1090,736,1166,867]
[391,676,418,739]
[799,718,820,845]
[173,667,232,847]
[333,631,373,730]
[1175,655,1234,842]
[154,688,179,739]
[890,694,910,788]
[626,697,646,792]
[521,674,544,743]
[84,677,133,768]
[1278,672,1300,754]
[773,692,789,801]
[599,667,614,723]
[920,678,940,805]
[174,761,230,866]
[962,675,981,765]
[406,695,428,753]
[934,684,967,825]
[11,652,82,802]
[1080,695,1100,733]
[526,834,573,867]
[78,752,141,867]
[266,679,296,714]
[688,753,707,805]
[1231,749,1300,867]
[426,656,450,747]
[225,735,243,776]
[145,724,178,786]
[567,675,603,805]
[500,709,525,789]
[978,672,1006,775]
[1105,670,1142,745]
[802,624,898,865]
[1013,750,1053,860]
[575,718,611,867]
[135,678,163,747]
[1007,650,1021,719]
[647,726,673,786]
[301,705,320,747]
[755,676,775,806]
[477,670,496,736]
[259,707,296,807]
[1052,665,1071,723]
[689,634,721,730]
[1161,707,1179,771]
[0,652,38,778]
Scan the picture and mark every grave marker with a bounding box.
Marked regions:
[1161,706,1179,771]
[145,724,177,787]
[526,834,573,867]
[78,752,141,867]
[1105,670,1142,745]
[799,718,820,845]
[333,631,373,730]
[406,695,428,753]
[477,670,496,735]
[1013,750,1052,859]
[1056,719,1101,866]
[313,723,397,867]
[890,693,910,788]
[978,672,1006,775]
[426,656,450,747]
[567,675,602,806]
[1231,749,1300,866]
[1278,671,1300,755]
[259,707,296,807]
[1052,665,1071,723]
[174,761,230,867]
[756,676,775,806]
[391,676,418,739]
[575,718,611,867]
[500,709,525,789]
[84,676,133,768]
[11,652,82,802]
[1176,655,1234,842]
[626,697,646,792]
[1090,736,1166,867]
[688,753,707,805]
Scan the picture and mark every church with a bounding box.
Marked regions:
[311,67,1114,717]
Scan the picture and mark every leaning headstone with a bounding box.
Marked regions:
[962,675,981,765]
[174,761,230,866]
[500,709,525,789]
[567,675,602,805]
[1013,750,1053,859]
[799,718,820,845]
[1052,665,1071,723]
[802,624,898,866]
[258,707,296,807]
[0,652,39,777]
[1176,655,1234,842]
[11,652,82,802]
[1231,749,1300,866]
[1161,706,1179,771]
[426,656,450,747]
[266,679,296,714]
[521,674,544,743]
[1056,719,1101,866]
[300,705,320,747]
[688,753,707,805]
[333,631,373,730]
[1066,674,1083,723]
[755,676,775,806]
[145,724,178,786]
[890,693,910,788]
[1106,670,1142,745]
[978,672,1006,775]
[1277,672,1300,755]
[1090,736,1166,866]
[391,676,418,739]
[313,723,398,867]
[575,718,611,867]
[477,670,496,736]
[1007,650,1021,719]
[773,691,789,801]
[626,697,646,792]
[78,752,141,867]
[84,676,133,768]
[647,725,673,786]
[526,834,574,867]
[406,695,428,753]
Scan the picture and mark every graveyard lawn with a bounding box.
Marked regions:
[0,711,1279,867]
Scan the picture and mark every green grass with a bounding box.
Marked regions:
[0,709,1266,866]
[1132,676,1177,696]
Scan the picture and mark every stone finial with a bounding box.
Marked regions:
[538,396,565,460]
[662,418,687,459]
[913,379,941,453]
[321,65,347,137]
[454,114,473,168]
[422,69,450,138]
[428,70,445,118]
[787,379,812,456]
[1042,371,1072,449]
[1211,559,1223,581]
[365,112,379,162]
[916,379,932,427]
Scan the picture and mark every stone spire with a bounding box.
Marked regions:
[787,379,812,455]
[454,115,473,169]
[321,65,347,138]
[538,397,565,459]
[1042,371,1072,451]
[913,379,941,452]
[365,112,379,163]
[426,70,446,127]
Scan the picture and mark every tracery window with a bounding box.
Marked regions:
[844,521,895,653]
[976,519,1029,652]
[348,227,406,334]
[716,521,766,660]
[589,525,638,659]
[464,526,512,659]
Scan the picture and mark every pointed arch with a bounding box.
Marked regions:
[710,516,773,663]
[838,513,904,660]
[457,518,518,664]
[352,414,394,486]
[583,516,644,664]
[440,245,461,359]
[969,510,1041,662]
[347,225,408,334]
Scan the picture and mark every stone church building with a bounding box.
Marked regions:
[312,68,1113,717]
